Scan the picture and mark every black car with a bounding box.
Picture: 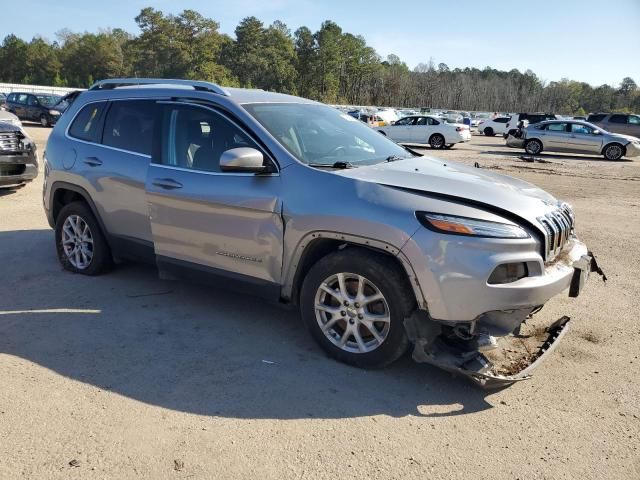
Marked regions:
[5,92,67,127]
[0,122,38,187]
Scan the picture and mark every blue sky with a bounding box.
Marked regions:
[6,0,640,87]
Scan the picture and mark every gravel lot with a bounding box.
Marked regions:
[1,125,639,479]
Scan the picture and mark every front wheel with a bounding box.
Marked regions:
[429,134,445,149]
[603,143,624,161]
[300,249,415,368]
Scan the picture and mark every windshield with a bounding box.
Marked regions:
[243,103,413,166]
[36,95,61,107]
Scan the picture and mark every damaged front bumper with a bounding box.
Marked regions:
[405,251,605,388]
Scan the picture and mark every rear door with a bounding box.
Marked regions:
[542,122,570,151]
[145,102,283,287]
[26,95,41,121]
[567,123,602,154]
[606,114,629,135]
[410,117,432,143]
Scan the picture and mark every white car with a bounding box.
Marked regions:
[0,110,23,129]
[476,116,511,136]
[377,115,471,149]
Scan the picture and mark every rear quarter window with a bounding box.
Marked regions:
[587,114,607,123]
[609,114,628,124]
[68,102,107,142]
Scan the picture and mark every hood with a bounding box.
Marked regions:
[336,156,561,226]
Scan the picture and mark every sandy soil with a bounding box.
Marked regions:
[1,125,638,479]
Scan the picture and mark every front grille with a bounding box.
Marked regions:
[0,131,21,152]
[538,204,575,261]
[0,163,26,176]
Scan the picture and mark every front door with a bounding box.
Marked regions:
[146,102,284,287]
[542,122,570,152]
[389,116,415,142]
[567,123,603,154]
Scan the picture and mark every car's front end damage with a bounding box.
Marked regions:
[339,156,604,387]
[0,123,38,187]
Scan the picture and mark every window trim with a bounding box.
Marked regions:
[152,100,280,176]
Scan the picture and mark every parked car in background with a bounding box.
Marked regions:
[476,116,510,136]
[377,115,471,148]
[0,121,38,187]
[43,77,595,386]
[0,110,24,130]
[586,113,640,137]
[5,92,67,127]
[505,113,557,138]
[0,93,7,110]
[376,108,399,125]
[507,120,640,160]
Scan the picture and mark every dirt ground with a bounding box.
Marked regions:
[1,125,639,479]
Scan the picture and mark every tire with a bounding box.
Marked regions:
[603,143,625,161]
[429,133,445,149]
[40,114,50,128]
[55,201,112,275]
[300,248,415,368]
[483,127,495,136]
[524,139,543,155]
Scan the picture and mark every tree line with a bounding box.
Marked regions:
[1,7,638,115]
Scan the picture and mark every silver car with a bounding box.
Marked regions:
[43,78,598,387]
[509,119,640,160]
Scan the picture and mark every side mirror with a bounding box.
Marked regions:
[219,147,268,173]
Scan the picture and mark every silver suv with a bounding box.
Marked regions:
[43,79,596,386]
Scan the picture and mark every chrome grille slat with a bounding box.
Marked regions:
[538,204,575,261]
[0,132,20,152]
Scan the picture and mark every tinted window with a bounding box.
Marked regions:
[160,105,258,173]
[394,117,414,126]
[17,94,28,104]
[570,123,594,134]
[494,117,509,123]
[427,117,439,126]
[415,117,427,126]
[587,114,607,122]
[609,114,628,124]
[7,94,15,102]
[547,123,568,132]
[69,102,107,142]
[103,100,155,155]
[27,96,39,106]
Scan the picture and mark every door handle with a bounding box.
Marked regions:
[152,178,183,190]
[83,157,102,167]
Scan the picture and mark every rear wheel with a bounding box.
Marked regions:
[483,127,495,136]
[525,139,543,155]
[603,143,624,161]
[300,249,415,368]
[429,133,445,149]
[55,201,112,275]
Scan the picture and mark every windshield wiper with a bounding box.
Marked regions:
[309,161,356,169]
[385,155,408,162]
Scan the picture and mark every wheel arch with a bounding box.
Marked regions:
[282,231,426,309]
[601,141,626,156]
[50,182,110,241]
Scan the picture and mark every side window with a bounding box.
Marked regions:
[415,117,427,126]
[7,93,15,102]
[547,123,568,132]
[494,117,508,123]
[160,105,261,173]
[69,102,107,142]
[394,117,413,126]
[427,117,440,125]
[570,123,593,134]
[628,115,640,125]
[587,114,606,122]
[17,94,28,104]
[27,96,39,106]
[103,100,155,155]
[609,114,628,124]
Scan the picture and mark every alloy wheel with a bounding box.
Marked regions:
[314,272,391,354]
[61,214,94,269]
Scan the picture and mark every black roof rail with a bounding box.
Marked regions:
[88,78,229,96]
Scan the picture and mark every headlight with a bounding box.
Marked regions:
[49,110,61,115]
[416,212,530,238]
